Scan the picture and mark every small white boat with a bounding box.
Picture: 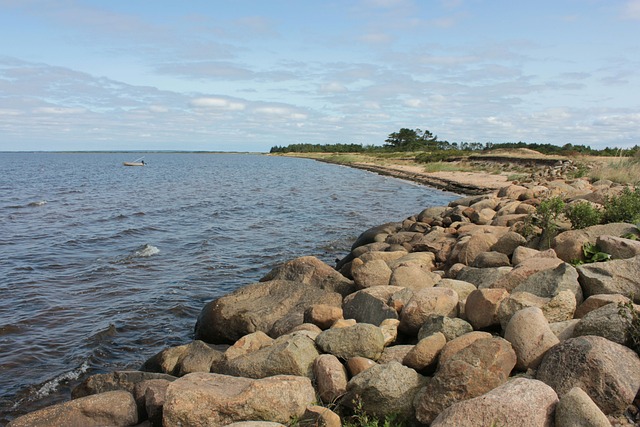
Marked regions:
[123,156,145,166]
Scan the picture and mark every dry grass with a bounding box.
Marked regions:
[587,156,640,185]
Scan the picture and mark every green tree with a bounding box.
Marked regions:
[384,128,438,151]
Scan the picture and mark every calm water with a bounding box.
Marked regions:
[0,152,458,422]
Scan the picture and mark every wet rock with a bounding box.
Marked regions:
[73,370,176,399]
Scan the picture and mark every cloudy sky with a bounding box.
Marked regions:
[1,0,639,152]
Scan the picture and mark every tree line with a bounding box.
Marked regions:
[269,128,639,158]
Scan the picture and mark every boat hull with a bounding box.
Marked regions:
[123,162,144,166]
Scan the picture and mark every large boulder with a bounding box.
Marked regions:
[316,323,385,361]
[504,307,560,370]
[8,391,137,427]
[512,262,583,304]
[490,255,564,292]
[417,315,473,341]
[342,286,402,326]
[430,378,558,427]
[409,228,458,263]
[438,331,493,366]
[596,235,640,259]
[260,256,354,296]
[195,279,343,343]
[162,373,315,426]
[222,333,319,379]
[413,337,517,425]
[455,266,511,289]
[450,233,500,266]
[571,302,632,345]
[536,335,640,415]
[465,288,510,330]
[552,223,639,263]
[340,361,426,421]
[351,258,392,289]
[403,332,447,372]
[577,254,640,302]
[399,287,459,335]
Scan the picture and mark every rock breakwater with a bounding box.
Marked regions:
[9,176,640,426]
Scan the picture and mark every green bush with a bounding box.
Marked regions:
[564,202,602,229]
[603,187,640,224]
[537,196,565,247]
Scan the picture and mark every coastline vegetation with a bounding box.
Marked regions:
[270,127,640,184]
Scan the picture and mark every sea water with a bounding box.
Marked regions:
[0,152,458,421]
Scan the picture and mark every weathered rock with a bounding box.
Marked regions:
[430,378,558,427]
[577,254,640,302]
[342,286,402,326]
[378,345,414,364]
[409,228,458,263]
[455,266,512,289]
[403,332,446,372]
[511,246,543,265]
[596,235,640,260]
[389,264,441,289]
[435,278,477,301]
[8,390,138,427]
[340,361,426,421]
[498,184,529,199]
[471,251,511,268]
[176,340,226,376]
[379,318,400,346]
[346,357,376,376]
[261,256,354,296]
[512,262,583,304]
[162,373,315,426]
[304,304,343,330]
[498,290,576,329]
[133,379,170,426]
[571,303,631,345]
[388,251,436,271]
[399,287,459,335]
[491,231,527,257]
[73,370,176,399]
[413,337,517,425]
[351,258,392,289]
[331,318,356,328]
[451,232,500,266]
[470,208,496,225]
[349,222,402,252]
[417,315,473,341]
[549,319,580,342]
[542,290,578,323]
[552,223,640,263]
[465,288,510,330]
[301,406,342,427]
[313,354,348,404]
[224,331,274,361]
[536,335,640,415]
[195,278,343,343]
[491,213,529,227]
[225,422,285,427]
[555,386,611,427]
[316,323,385,360]
[504,307,560,370]
[490,255,564,292]
[438,331,494,366]
[222,333,319,379]
[574,294,631,318]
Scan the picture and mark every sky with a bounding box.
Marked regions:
[0,0,639,152]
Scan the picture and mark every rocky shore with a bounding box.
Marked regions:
[8,168,640,426]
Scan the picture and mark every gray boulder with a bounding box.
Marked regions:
[597,235,640,259]
[163,373,315,426]
[316,323,385,361]
[342,286,402,326]
[222,333,319,379]
[260,256,354,296]
[512,262,583,304]
[491,231,527,256]
[572,302,631,345]
[399,287,459,335]
[455,266,512,289]
[430,378,557,427]
[195,279,343,343]
[577,254,640,302]
[340,361,426,421]
[471,251,511,268]
[537,335,640,415]
[417,314,473,342]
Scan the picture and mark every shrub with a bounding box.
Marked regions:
[564,202,602,229]
[537,196,565,247]
[603,187,640,224]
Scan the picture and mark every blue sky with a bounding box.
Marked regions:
[0,0,639,152]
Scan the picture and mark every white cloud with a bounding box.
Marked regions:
[33,107,86,115]
[320,82,348,93]
[403,98,423,108]
[622,0,640,20]
[189,97,246,111]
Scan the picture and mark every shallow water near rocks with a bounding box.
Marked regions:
[0,152,458,422]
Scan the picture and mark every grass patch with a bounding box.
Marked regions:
[589,156,640,185]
